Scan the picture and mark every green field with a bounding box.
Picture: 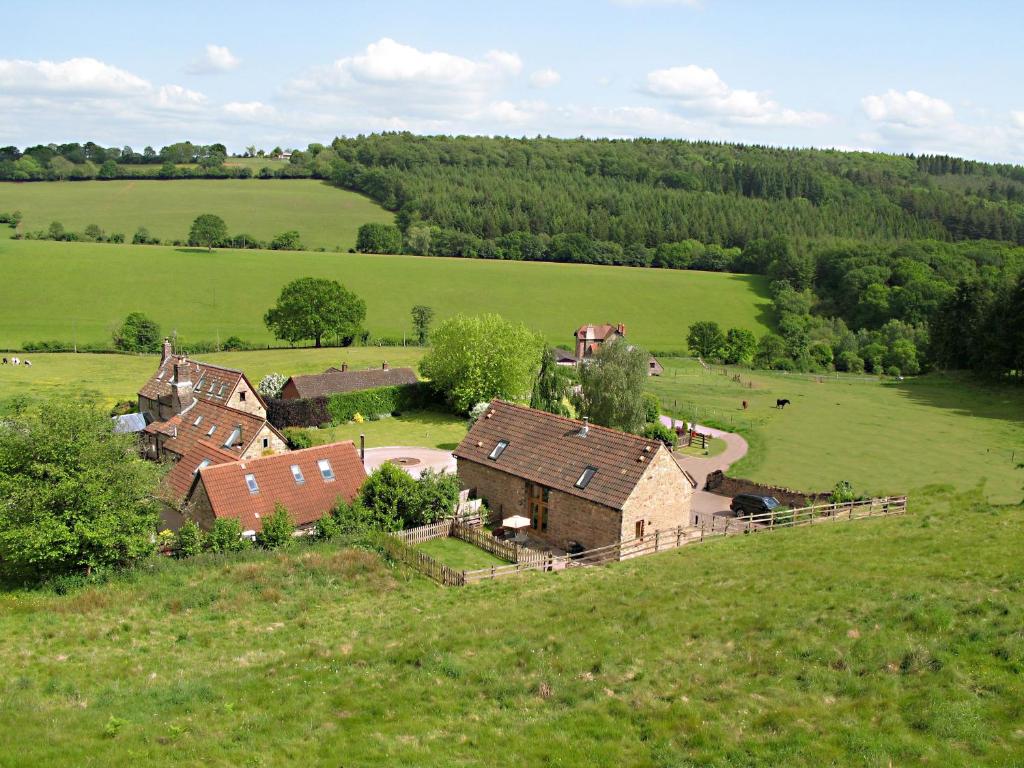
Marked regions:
[0,237,771,351]
[308,410,465,451]
[0,179,393,251]
[649,360,1024,504]
[0,487,1020,766]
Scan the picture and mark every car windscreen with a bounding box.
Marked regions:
[764,497,780,509]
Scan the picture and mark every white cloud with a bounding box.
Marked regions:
[153,84,206,111]
[223,100,277,120]
[861,89,954,129]
[187,44,240,75]
[0,57,149,95]
[644,64,827,126]
[1012,111,1024,129]
[529,68,561,89]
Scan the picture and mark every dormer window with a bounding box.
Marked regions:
[244,473,258,494]
[575,466,598,489]
[318,459,335,481]
[290,465,305,484]
[488,440,509,460]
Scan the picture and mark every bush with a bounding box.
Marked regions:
[175,521,205,558]
[885,365,901,377]
[642,392,661,423]
[415,469,461,524]
[642,421,678,447]
[356,222,403,254]
[326,383,432,423]
[257,372,287,399]
[468,401,491,424]
[270,230,303,251]
[359,463,417,529]
[206,518,249,553]
[257,504,295,549]
[112,312,161,353]
[830,480,856,504]
[282,427,313,450]
[221,336,245,351]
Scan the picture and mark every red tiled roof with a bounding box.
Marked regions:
[573,324,622,342]
[149,399,273,460]
[454,400,673,510]
[283,367,418,399]
[190,442,366,532]
[163,440,239,500]
[138,355,265,410]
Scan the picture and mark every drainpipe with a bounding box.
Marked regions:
[360,433,365,466]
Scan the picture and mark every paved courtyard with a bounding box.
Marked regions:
[362,446,457,479]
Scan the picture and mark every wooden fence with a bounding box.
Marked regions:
[378,532,466,587]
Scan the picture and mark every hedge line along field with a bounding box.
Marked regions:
[648,359,1024,504]
[0,237,772,351]
[0,487,1020,767]
[0,179,394,251]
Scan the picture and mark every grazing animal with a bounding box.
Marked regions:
[23,359,32,367]
[742,400,748,410]
[10,357,19,366]
[1,358,6,365]
[776,398,791,409]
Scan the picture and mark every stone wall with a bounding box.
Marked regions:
[241,425,288,459]
[705,470,830,508]
[620,444,693,540]
[229,380,266,418]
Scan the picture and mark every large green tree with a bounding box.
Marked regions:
[356,223,403,254]
[0,399,161,583]
[112,311,161,353]
[577,339,649,434]
[410,304,435,345]
[264,277,366,348]
[687,321,726,360]
[419,313,544,412]
[189,213,228,251]
[530,346,575,416]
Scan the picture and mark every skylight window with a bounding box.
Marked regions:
[318,459,335,481]
[244,473,259,494]
[207,425,217,436]
[218,383,227,396]
[488,440,509,460]
[223,427,241,448]
[290,464,305,484]
[194,459,212,475]
[575,466,598,489]
[193,415,203,427]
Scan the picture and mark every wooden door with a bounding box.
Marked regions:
[528,483,549,532]
[635,519,645,539]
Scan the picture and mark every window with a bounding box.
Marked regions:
[262,437,269,449]
[528,483,549,532]
[290,464,305,484]
[193,459,211,475]
[207,425,217,436]
[575,466,598,489]
[488,440,509,460]
[218,383,227,396]
[244,473,259,494]
[193,415,203,427]
[223,427,240,448]
[239,391,246,402]
[317,459,335,481]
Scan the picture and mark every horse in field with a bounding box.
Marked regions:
[776,398,791,409]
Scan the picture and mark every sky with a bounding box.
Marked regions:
[2,0,1023,163]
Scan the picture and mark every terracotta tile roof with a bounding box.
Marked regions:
[163,440,239,500]
[283,366,418,399]
[149,399,273,460]
[574,323,624,342]
[454,400,672,510]
[138,355,265,409]
[190,442,366,532]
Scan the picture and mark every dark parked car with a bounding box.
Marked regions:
[730,494,781,516]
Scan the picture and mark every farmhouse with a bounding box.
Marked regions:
[183,441,366,536]
[280,361,418,400]
[454,401,693,552]
[572,323,662,376]
[137,341,287,464]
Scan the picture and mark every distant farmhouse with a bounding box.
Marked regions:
[454,400,693,552]
[571,323,663,376]
[280,361,418,400]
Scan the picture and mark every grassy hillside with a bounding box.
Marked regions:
[0,237,771,351]
[649,359,1024,504]
[0,179,393,251]
[0,488,1020,766]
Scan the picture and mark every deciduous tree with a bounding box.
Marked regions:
[189,213,228,251]
[577,339,649,434]
[264,277,366,348]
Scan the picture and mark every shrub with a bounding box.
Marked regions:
[642,422,678,447]
[356,222,403,254]
[257,372,287,399]
[830,480,856,504]
[415,469,462,524]
[282,427,313,450]
[359,463,417,529]
[326,383,430,423]
[468,401,490,424]
[112,312,161,353]
[642,392,661,423]
[270,230,303,250]
[257,504,295,549]
[221,336,245,351]
[174,521,205,558]
[885,365,901,377]
[206,518,249,553]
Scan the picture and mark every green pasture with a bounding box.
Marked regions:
[649,360,1024,504]
[0,179,393,251]
[307,410,465,451]
[0,237,771,351]
[0,487,1020,766]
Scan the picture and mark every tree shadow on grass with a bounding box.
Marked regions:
[887,373,1024,427]
[174,248,212,255]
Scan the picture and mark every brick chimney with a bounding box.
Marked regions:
[616,323,626,337]
[170,362,194,413]
[382,360,389,370]
[341,362,349,372]
[161,338,173,363]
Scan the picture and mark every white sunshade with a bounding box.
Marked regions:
[502,515,531,529]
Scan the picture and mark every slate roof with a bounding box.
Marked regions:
[189,442,366,532]
[112,412,148,434]
[551,347,578,363]
[144,398,274,460]
[283,366,418,399]
[454,400,670,511]
[138,355,265,409]
[163,439,239,500]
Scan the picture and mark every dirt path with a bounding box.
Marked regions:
[661,417,749,516]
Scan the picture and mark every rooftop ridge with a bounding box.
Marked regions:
[489,399,656,449]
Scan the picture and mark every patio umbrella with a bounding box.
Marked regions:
[502,515,531,530]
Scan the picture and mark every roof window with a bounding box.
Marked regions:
[575,466,598,489]
[194,459,212,475]
[244,473,259,494]
[318,459,335,481]
[290,464,305,484]
[194,415,203,427]
[207,425,217,436]
[223,427,241,448]
[488,440,509,460]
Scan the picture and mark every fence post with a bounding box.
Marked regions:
[676,526,682,547]
[655,530,660,552]
[700,520,705,542]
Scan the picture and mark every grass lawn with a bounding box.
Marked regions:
[416,537,508,570]
[0,487,1020,766]
[648,359,1024,504]
[0,237,771,351]
[307,410,467,451]
[0,179,393,251]
[677,436,728,458]
[0,348,425,408]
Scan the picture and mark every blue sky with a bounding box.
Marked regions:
[2,0,1023,162]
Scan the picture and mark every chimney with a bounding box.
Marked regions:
[170,362,194,414]
[161,338,173,362]
[341,362,348,372]
[617,323,626,336]
[579,416,589,438]
[382,360,389,370]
